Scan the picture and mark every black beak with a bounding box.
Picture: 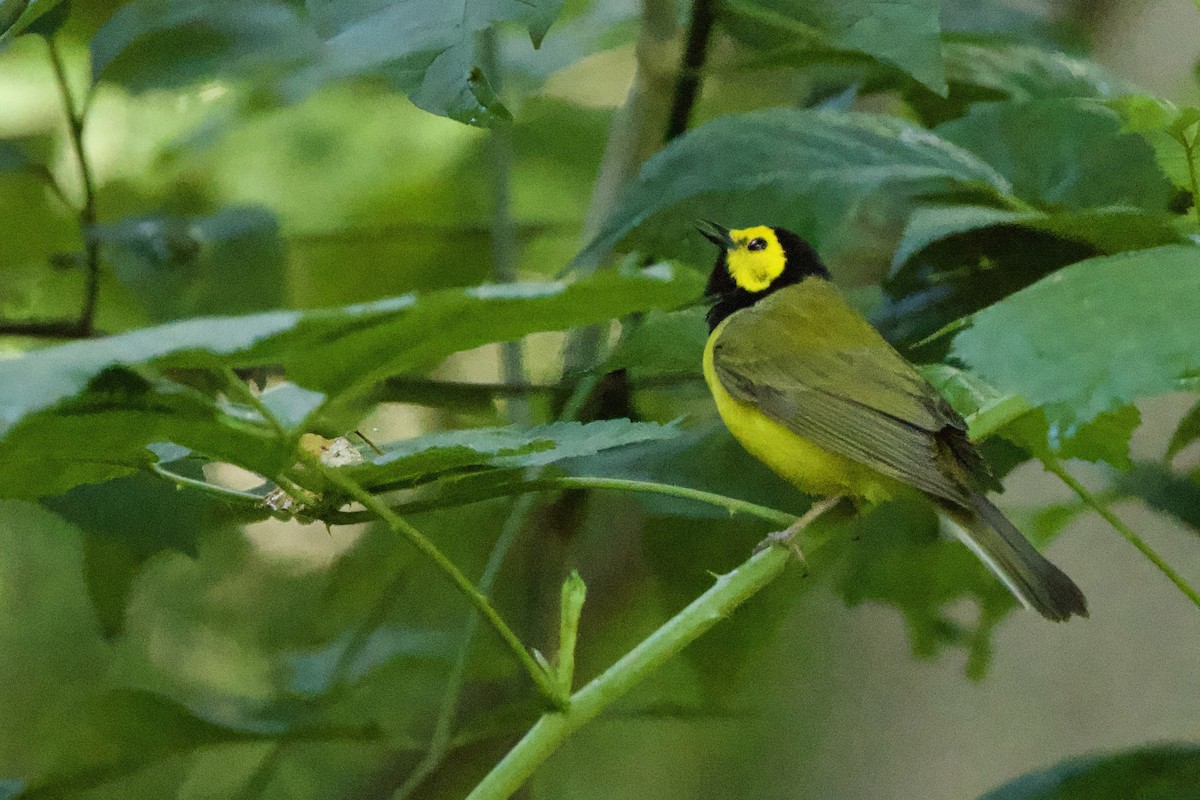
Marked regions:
[695,219,734,248]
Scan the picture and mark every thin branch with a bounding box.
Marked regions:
[0,319,99,339]
[45,36,101,336]
[324,474,798,530]
[1044,458,1200,611]
[466,498,838,800]
[302,450,568,710]
[664,0,718,141]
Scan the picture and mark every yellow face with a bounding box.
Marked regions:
[724,225,787,293]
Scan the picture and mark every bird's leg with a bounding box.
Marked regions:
[753,496,845,572]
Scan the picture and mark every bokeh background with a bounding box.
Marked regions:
[1,1,1199,798]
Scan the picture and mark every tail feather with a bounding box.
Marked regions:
[940,494,1088,622]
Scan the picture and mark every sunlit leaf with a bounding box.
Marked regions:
[0,267,701,498]
[951,245,1200,426]
[347,419,680,492]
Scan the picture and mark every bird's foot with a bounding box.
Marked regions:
[752,497,845,575]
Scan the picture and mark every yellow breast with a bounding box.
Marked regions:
[702,317,897,504]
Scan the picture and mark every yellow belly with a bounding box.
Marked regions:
[702,322,897,504]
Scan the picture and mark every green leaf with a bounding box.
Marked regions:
[0,267,701,498]
[922,365,1140,470]
[906,40,1129,125]
[579,108,1011,266]
[936,99,1174,211]
[892,204,1182,271]
[1113,462,1200,534]
[720,0,946,94]
[1109,94,1200,191]
[951,245,1200,426]
[91,1,320,91]
[0,140,27,172]
[940,41,1129,102]
[1167,397,1200,460]
[348,419,681,492]
[293,0,565,126]
[0,0,65,43]
[833,496,1015,678]
[0,0,28,39]
[979,743,1200,800]
[100,207,287,321]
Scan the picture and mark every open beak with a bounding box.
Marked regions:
[695,219,734,248]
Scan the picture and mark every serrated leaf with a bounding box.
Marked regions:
[1167,397,1200,460]
[0,267,701,498]
[936,98,1174,212]
[579,108,1012,266]
[1108,94,1200,191]
[922,364,1139,470]
[721,0,946,94]
[348,419,680,491]
[979,743,1200,800]
[951,245,1200,427]
[940,40,1127,102]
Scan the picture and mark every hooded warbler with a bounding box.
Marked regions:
[697,221,1087,622]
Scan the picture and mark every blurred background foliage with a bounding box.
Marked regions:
[1,0,1199,798]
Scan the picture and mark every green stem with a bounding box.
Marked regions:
[1045,458,1200,610]
[392,494,540,799]
[466,498,837,800]
[304,451,567,710]
[45,36,101,336]
[325,474,798,530]
[1183,135,1200,230]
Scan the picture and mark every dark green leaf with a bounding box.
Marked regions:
[579,108,1011,266]
[936,99,1174,211]
[720,0,946,93]
[91,1,319,91]
[833,496,1015,678]
[951,245,1200,426]
[0,267,701,497]
[0,0,27,39]
[0,140,26,172]
[101,206,287,321]
[0,0,66,42]
[980,743,1200,800]
[1167,397,1200,460]
[605,307,708,378]
[291,0,566,126]
[892,204,1183,271]
[1113,462,1200,534]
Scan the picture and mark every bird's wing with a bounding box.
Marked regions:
[711,281,996,505]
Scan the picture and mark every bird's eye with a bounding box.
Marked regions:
[747,237,767,252]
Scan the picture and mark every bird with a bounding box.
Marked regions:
[696,220,1087,621]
